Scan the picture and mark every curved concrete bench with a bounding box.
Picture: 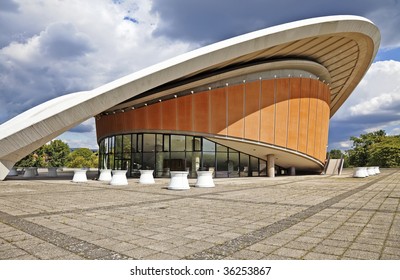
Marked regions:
[195,171,215,188]
[98,169,112,182]
[110,170,128,185]
[168,171,190,190]
[72,169,87,182]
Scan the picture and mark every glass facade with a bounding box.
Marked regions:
[98,133,268,178]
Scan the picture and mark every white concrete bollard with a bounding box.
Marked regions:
[168,171,190,190]
[139,170,155,184]
[47,167,58,177]
[353,167,367,178]
[367,167,376,176]
[72,169,87,182]
[195,171,215,188]
[374,166,380,174]
[110,170,128,185]
[23,167,38,178]
[98,169,112,182]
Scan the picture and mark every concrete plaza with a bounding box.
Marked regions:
[0,169,399,260]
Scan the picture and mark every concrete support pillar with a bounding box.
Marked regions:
[267,154,275,178]
[0,160,15,181]
[289,167,296,176]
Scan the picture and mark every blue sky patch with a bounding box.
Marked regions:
[123,16,139,24]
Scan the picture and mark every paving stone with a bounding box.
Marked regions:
[146,252,180,260]
[382,246,400,257]
[230,249,265,260]
[0,248,28,259]
[247,243,280,254]
[273,247,308,259]
[119,247,157,259]
[349,242,383,253]
[303,252,340,260]
[312,244,347,256]
[343,249,381,260]
[285,240,316,251]
[380,254,400,260]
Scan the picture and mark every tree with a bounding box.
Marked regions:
[66,148,98,168]
[44,140,70,167]
[369,136,400,167]
[15,140,70,168]
[348,130,386,167]
[328,149,343,159]
[16,146,47,167]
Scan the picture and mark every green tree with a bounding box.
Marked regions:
[15,146,47,167]
[44,140,70,167]
[348,130,386,167]
[369,136,400,167]
[328,149,344,159]
[66,148,98,168]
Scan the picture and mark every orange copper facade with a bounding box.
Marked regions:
[96,77,330,164]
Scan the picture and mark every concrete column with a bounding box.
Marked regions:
[0,160,15,181]
[267,154,275,178]
[289,166,296,176]
[155,144,163,177]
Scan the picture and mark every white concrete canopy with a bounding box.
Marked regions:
[0,15,380,180]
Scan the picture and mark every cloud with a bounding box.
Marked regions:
[0,0,19,13]
[0,0,193,125]
[39,23,96,59]
[69,119,95,133]
[329,60,400,149]
[151,0,400,48]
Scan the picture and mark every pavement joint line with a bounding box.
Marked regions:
[185,171,397,260]
[0,210,132,260]
[15,177,322,219]
[17,196,188,219]
[378,184,400,259]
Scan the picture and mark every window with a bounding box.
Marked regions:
[143,134,155,152]
[193,137,201,151]
[99,133,267,178]
[203,138,215,152]
[171,135,185,151]
[163,135,170,151]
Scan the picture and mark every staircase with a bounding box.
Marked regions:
[324,158,344,175]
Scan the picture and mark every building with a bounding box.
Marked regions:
[0,16,380,180]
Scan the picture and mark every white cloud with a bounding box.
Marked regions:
[349,92,400,116]
[329,60,400,149]
[339,141,352,149]
[388,125,400,135]
[334,60,400,119]
[56,119,98,149]
[0,0,195,148]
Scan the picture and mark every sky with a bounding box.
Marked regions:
[1,0,400,151]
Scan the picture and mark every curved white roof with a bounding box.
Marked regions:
[0,15,380,179]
